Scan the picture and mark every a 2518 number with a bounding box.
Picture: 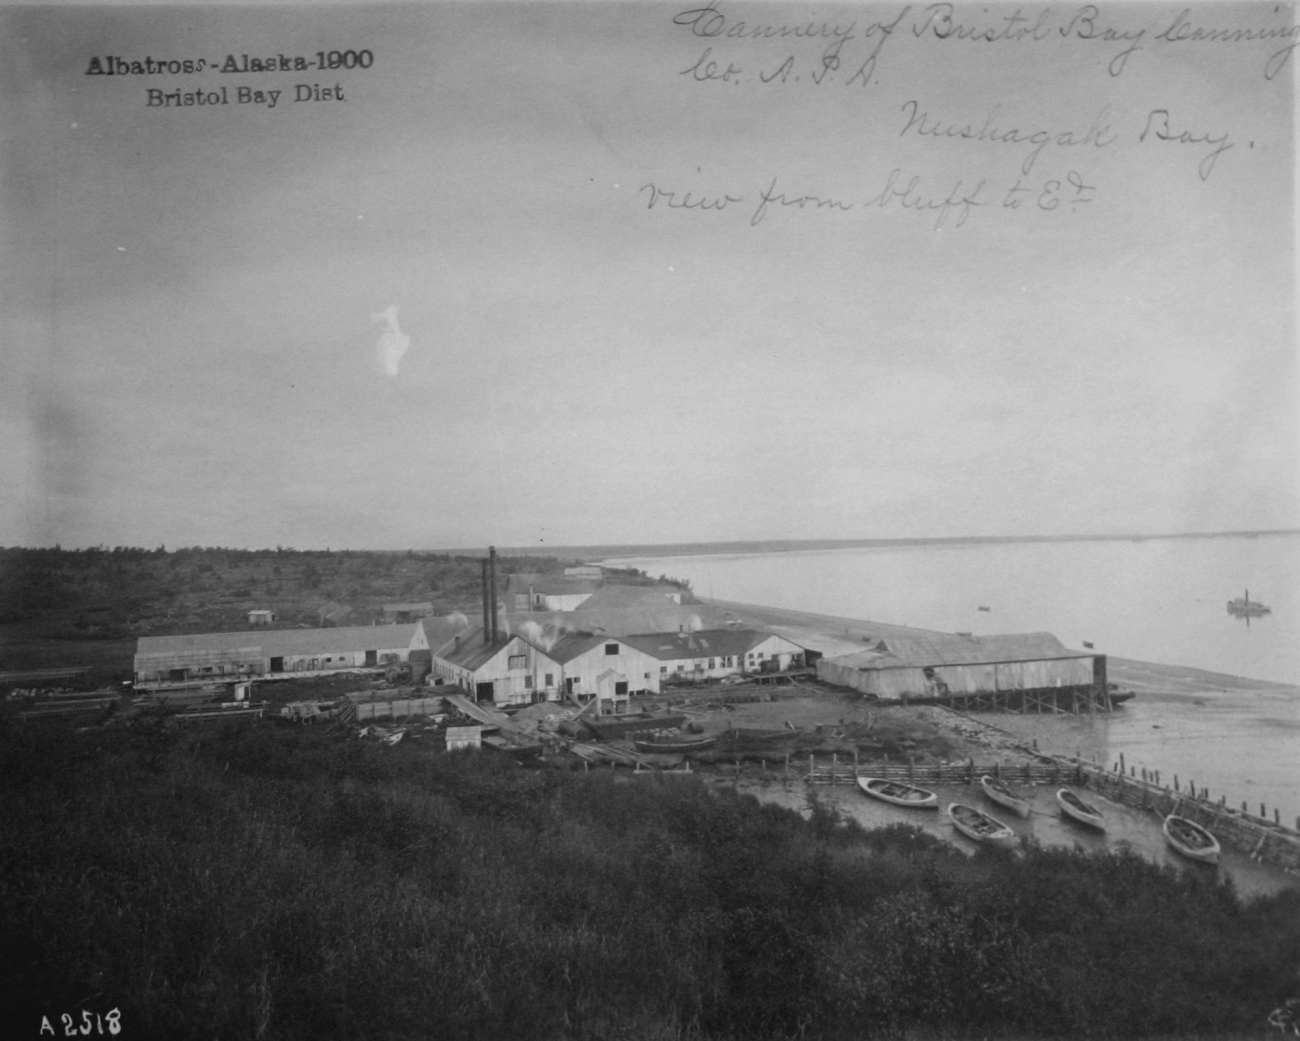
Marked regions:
[40,1009,121,1036]
[315,50,373,69]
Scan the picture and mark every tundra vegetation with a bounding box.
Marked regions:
[2,717,1297,1040]
[0,547,690,686]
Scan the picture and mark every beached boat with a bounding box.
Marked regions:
[980,775,1030,818]
[1056,788,1106,830]
[632,735,716,754]
[857,777,939,809]
[1163,815,1221,865]
[948,803,1016,845]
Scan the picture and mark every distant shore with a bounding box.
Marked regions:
[478,528,1300,562]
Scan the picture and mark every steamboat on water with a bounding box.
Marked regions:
[1226,589,1271,624]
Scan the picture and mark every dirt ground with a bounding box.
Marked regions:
[632,687,1035,766]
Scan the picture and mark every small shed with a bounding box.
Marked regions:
[248,610,276,626]
[446,725,483,751]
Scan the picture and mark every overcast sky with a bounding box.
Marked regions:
[3,1,1295,550]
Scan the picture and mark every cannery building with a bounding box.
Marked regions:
[134,623,429,688]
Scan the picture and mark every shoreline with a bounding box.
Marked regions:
[706,597,1299,696]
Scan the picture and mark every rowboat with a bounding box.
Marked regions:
[632,735,716,754]
[948,803,1016,845]
[1163,815,1220,865]
[857,777,939,809]
[1056,788,1106,830]
[980,775,1030,818]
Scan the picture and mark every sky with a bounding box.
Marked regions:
[2,0,1296,550]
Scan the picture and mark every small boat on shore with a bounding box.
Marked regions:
[948,803,1016,845]
[857,777,939,809]
[980,775,1030,818]
[1057,788,1106,830]
[633,735,716,754]
[1163,815,1221,865]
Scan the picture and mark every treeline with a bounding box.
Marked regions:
[0,546,574,630]
[2,718,1296,1040]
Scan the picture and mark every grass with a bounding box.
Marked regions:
[2,713,1298,1041]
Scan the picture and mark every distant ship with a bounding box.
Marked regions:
[1227,589,1271,625]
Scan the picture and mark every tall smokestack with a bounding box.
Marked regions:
[489,546,499,643]
[481,558,491,638]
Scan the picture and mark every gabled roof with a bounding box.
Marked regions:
[622,629,773,661]
[434,626,520,671]
[575,585,678,610]
[532,578,601,596]
[420,616,473,655]
[505,604,730,639]
[136,624,421,658]
[837,631,1090,669]
[545,633,610,664]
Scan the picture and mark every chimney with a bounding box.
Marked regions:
[482,558,491,638]
[489,546,499,643]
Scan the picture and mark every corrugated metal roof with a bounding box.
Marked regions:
[136,624,421,658]
[622,629,770,660]
[833,631,1089,669]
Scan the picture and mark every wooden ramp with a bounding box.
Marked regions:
[442,694,526,736]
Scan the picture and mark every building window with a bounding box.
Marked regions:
[525,675,534,689]
[676,665,685,673]
[545,673,554,687]
[708,658,715,669]
[660,666,667,674]
[508,654,527,670]
[605,643,619,655]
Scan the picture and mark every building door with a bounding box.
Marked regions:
[168,668,186,682]
[614,681,628,696]
[269,657,283,673]
[365,649,377,666]
[475,681,495,702]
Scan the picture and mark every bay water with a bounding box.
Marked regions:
[613,533,1299,822]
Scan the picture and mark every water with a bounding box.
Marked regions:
[613,533,1299,823]
[615,534,1299,684]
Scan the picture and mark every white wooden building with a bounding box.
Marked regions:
[622,629,809,683]
[816,632,1102,701]
[134,623,428,688]
[429,626,562,706]
[546,633,661,712]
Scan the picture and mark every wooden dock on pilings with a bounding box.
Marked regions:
[893,684,1116,714]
